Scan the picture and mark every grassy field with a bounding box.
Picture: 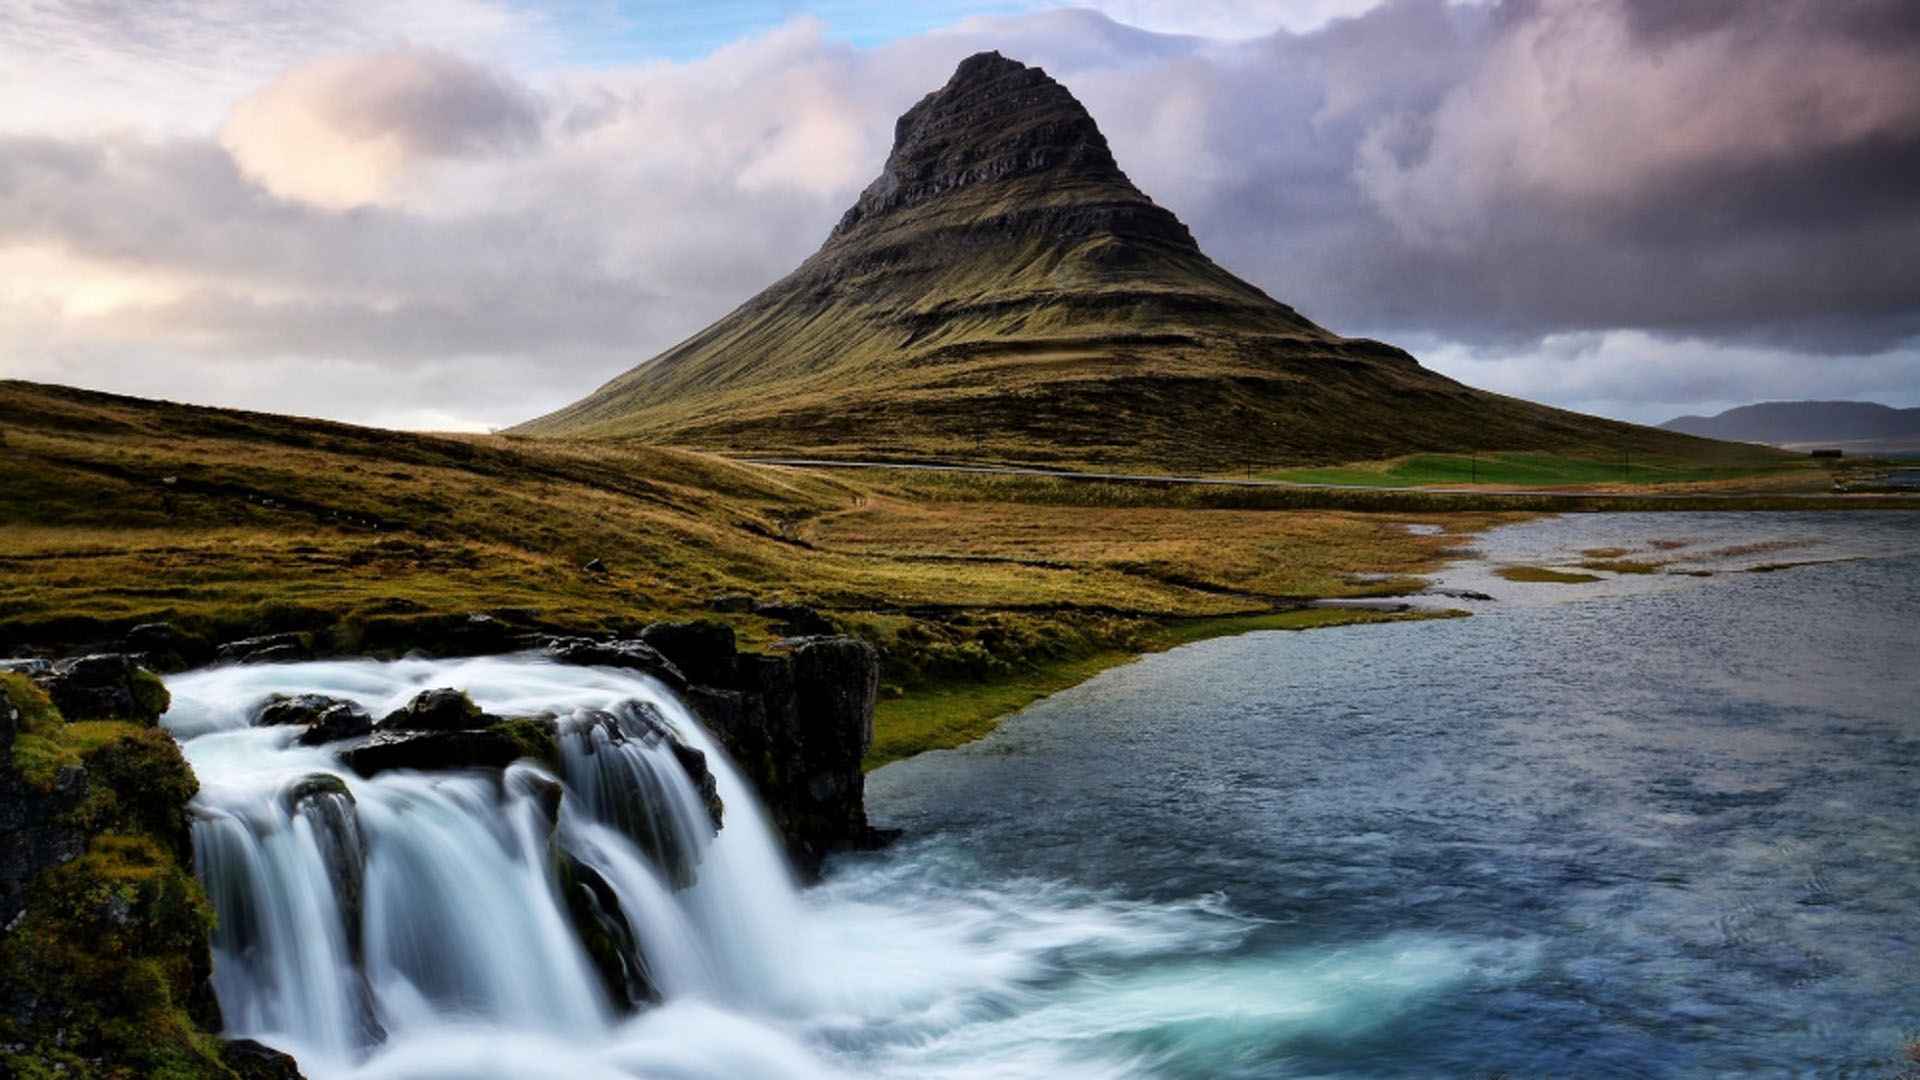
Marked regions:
[1,380,1539,762]
[1495,566,1604,584]
[1260,449,1815,489]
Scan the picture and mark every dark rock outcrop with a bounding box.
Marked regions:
[558,853,655,1010]
[339,728,528,778]
[376,687,491,732]
[706,593,755,613]
[218,633,311,665]
[753,601,837,637]
[282,775,367,968]
[122,621,214,674]
[32,653,171,723]
[253,694,374,746]
[684,636,883,878]
[220,1037,308,1079]
[637,620,737,687]
[544,637,688,690]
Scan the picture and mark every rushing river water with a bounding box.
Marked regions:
[163,512,1918,1078]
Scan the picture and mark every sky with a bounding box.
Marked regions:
[1,0,1916,432]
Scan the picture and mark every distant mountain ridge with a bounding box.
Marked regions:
[517,51,1710,469]
[1660,401,1920,445]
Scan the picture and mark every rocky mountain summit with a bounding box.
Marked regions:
[517,51,1684,469]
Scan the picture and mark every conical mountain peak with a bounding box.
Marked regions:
[515,52,1643,474]
[829,52,1191,250]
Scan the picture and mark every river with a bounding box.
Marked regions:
[164,511,1919,1078]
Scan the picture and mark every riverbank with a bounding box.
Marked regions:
[0,381,1517,755]
[9,379,1916,774]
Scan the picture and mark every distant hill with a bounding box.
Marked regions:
[1661,401,1920,449]
[515,51,1711,470]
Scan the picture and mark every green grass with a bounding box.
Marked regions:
[1578,559,1664,575]
[865,607,1460,769]
[1263,450,1796,489]
[1495,566,1602,584]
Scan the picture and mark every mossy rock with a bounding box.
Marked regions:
[490,716,560,769]
[63,722,200,858]
[4,672,82,793]
[130,668,172,720]
[0,835,231,1079]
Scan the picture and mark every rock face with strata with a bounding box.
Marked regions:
[677,635,883,878]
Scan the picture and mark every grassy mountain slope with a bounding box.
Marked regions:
[515,51,1716,470]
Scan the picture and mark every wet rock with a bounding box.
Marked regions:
[543,638,688,690]
[689,636,883,878]
[569,704,723,834]
[753,601,837,637]
[220,1037,308,1079]
[339,729,527,777]
[253,694,374,746]
[637,620,736,687]
[34,653,171,723]
[0,659,52,678]
[706,592,755,613]
[558,852,656,1011]
[376,687,491,732]
[218,633,311,665]
[508,765,566,828]
[667,740,724,831]
[282,775,365,963]
[1426,588,1496,602]
[583,557,607,574]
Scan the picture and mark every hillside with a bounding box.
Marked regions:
[514,52,1709,470]
[1662,400,1920,450]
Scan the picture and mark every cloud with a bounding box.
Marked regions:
[1068,0,1389,37]
[1419,331,1920,425]
[222,50,545,208]
[0,0,560,136]
[1,0,1917,430]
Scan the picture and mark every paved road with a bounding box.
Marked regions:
[740,456,1898,503]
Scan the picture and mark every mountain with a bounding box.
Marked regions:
[516,51,1708,469]
[1661,401,1920,450]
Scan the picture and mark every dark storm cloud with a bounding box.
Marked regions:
[1087,0,1920,355]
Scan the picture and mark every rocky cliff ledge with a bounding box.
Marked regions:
[543,621,886,878]
[1,669,301,1079]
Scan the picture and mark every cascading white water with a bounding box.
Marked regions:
[166,656,839,1077]
[164,655,1516,1080]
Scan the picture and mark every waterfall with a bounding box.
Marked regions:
[164,657,826,1078]
[162,656,1281,1080]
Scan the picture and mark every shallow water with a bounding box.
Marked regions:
[162,511,1918,1077]
[870,511,1920,1077]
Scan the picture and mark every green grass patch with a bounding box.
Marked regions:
[1578,559,1664,575]
[1496,565,1602,584]
[1264,450,1794,489]
[866,607,1458,769]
